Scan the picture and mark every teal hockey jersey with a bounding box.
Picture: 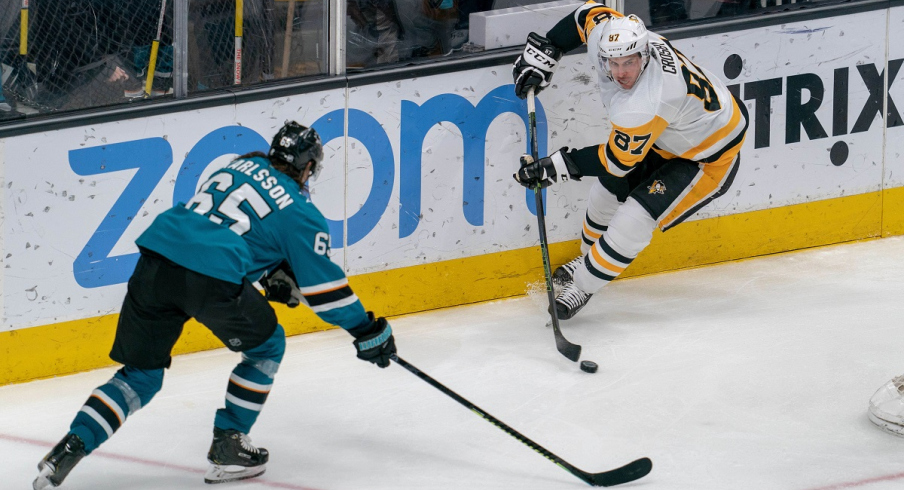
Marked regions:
[136,155,369,331]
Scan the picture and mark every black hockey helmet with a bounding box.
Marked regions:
[269,121,324,178]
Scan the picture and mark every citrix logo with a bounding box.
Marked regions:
[722,53,901,166]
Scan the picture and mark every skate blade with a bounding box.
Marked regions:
[33,464,54,490]
[204,464,266,484]
[868,410,904,437]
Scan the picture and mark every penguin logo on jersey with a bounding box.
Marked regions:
[648,180,666,194]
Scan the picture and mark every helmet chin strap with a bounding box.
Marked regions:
[300,160,318,185]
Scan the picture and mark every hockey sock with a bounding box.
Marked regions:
[69,366,164,453]
[575,197,655,294]
[581,212,607,254]
[214,325,285,434]
[581,181,621,254]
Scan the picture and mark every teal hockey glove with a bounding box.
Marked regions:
[349,312,397,368]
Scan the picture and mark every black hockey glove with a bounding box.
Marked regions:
[514,148,582,189]
[349,312,397,368]
[261,261,303,308]
[512,32,564,100]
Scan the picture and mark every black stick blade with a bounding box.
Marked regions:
[555,331,581,362]
[589,457,652,487]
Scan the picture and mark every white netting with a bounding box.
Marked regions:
[0,0,325,114]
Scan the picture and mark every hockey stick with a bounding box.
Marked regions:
[145,0,168,96]
[19,1,28,56]
[281,0,296,77]
[527,88,581,362]
[391,354,652,486]
[235,0,244,85]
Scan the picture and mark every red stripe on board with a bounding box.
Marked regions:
[1,433,324,490]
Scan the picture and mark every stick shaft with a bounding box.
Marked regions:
[235,0,244,84]
[281,0,296,77]
[390,354,592,482]
[526,88,581,362]
[145,0,168,95]
[20,1,28,55]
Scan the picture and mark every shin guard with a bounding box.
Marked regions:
[575,197,655,294]
[214,325,285,434]
[69,366,163,453]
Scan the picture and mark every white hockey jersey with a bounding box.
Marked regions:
[574,3,747,177]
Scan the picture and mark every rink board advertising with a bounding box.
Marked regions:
[2,7,903,383]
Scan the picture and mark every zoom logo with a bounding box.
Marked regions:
[68,85,548,288]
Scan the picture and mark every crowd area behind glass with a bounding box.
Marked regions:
[0,0,814,122]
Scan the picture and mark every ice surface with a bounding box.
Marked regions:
[4,237,904,489]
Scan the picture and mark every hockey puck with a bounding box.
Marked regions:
[580,360,598,373]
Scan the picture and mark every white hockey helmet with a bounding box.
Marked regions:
[596,14,651,86]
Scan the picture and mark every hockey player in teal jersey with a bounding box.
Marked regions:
[34,121,397,489]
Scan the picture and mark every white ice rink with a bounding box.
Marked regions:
[4,237,904,490]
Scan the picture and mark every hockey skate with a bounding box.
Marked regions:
[552,282,592,320]
[204,427,269,484]
[33,433,87,490]
[868,375,904,436]
[553,256,583,286]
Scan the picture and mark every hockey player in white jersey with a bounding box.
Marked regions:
[512,4,748,320]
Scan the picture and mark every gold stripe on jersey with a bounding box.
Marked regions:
[301,282,347,296]
[680,96,743,162]
[660,143,743,229]
[298,278,348,295]
[575,3,621,44]
[652,146,679,159]
[602,116,669,177]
